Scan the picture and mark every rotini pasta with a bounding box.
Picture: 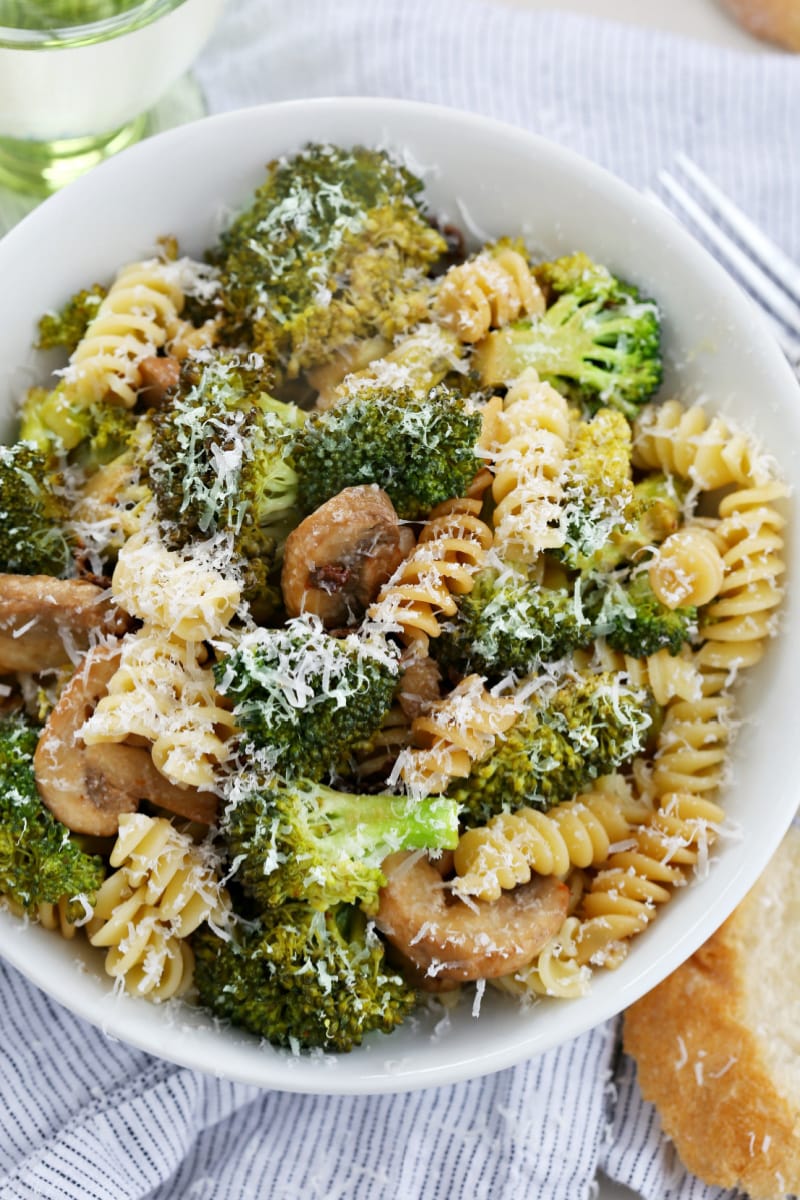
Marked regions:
[62,258,185,409]
[482,368,571,561]
[452,787,651,902]
[368,495,493,651]
[588,640,702,707]
[573,793,725,968]
[632,398,774,489]
[435,247,545,343]
[650,672,734,802]
[87,813,229,1001]
[648,526,725,609]
[493,917,591,1000]
[81,628,237,789]
[697,481,788,673]
[37,898,79,940]
[395,674,519,795]
[111,533,241,642]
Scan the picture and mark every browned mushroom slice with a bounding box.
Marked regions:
[34,644,218,836]
[83,743,218,826]
[375,851,569,985]
[282,485,414,627]
[397,651,442,720]
[0,574,128,673]
[137,354,180,405]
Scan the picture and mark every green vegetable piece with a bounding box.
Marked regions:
[0,442,71,576]
[223,776,460,911]
[0,715,105,914]
[146,354,302,614]
[213,143,447,377]
[476,252,662,419]
[599,572,697,658]
[193,903,416,1052]
[434,566,593,677]
[36,285,106,355]
[214,617,399,782]
[451,672,655,827]
[292,383,481,520]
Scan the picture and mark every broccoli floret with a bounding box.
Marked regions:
[434,566,593,678]
[597,572,697,658]
[212,143,447,378]
[558,408,635,573]
[0,443,72,576]
[146,354,302,612]
[222,776,460,911]
[291,383,481,519]
[0,715,105,916]
[36,285,106,354]
[450,672,654,827]
[78,403,138,469]
[588,473,686,574]
[475,252,662,418]
[214,617,399,781]
[193,903,416,1052]
[20,384,138,467]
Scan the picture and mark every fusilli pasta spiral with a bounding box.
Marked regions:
[63,258,185,409]
[37,898,79,940]
[452,787,651,902]
[111,534,241,642]
[81,629,237,789]
[697,481,788,673]
[648,526,725,609]
[632,398,773,489]
[394,674,519,795]
[368,496,493,651]
[435,247,545,343]
[573,793,724,968]
[482,368,571,562]
[88,814,229,1001]
[584,640,702,707]
[493,917,591,999]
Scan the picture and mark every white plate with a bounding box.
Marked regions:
[0,97,798,1093]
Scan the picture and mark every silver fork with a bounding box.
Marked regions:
[646,152,800,371]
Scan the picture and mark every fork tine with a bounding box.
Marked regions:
[645,187,800,366]
[657,169,800,336]
[675,153,800,304]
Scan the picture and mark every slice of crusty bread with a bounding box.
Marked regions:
[624,824,800,1200]
[720,0,800,50]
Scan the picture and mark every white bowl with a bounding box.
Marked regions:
[0,98,798,1094]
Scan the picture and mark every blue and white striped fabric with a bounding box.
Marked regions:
[1,4,798,1197]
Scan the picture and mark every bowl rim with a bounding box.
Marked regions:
[0,94,798,1094]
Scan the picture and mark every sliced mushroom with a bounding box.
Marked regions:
[397,651,442,720]
[0,574,128,673]
[34,644,218,836]
[137,354,180,405]
[282,486,415,627]
[375,851,569,986]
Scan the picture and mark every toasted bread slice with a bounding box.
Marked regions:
[721,0,800,50]
[624,824,800,1200]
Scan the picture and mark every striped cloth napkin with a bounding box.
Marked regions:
[1,3,798,1198]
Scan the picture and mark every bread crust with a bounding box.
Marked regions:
[720,0,800,51]
[624,827,800,1200]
